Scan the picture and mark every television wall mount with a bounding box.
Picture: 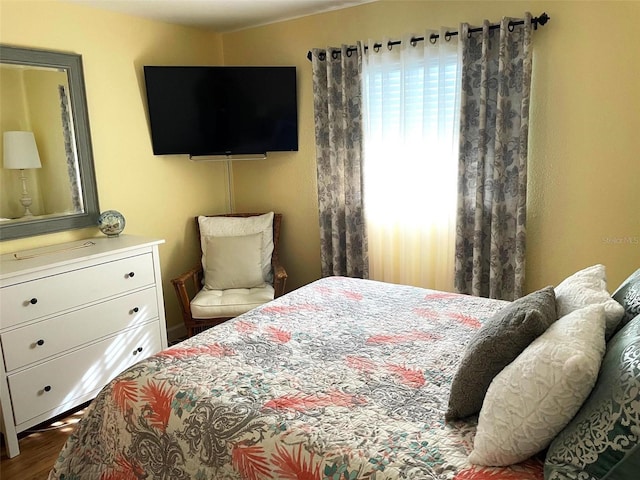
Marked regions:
[188,153,267,162]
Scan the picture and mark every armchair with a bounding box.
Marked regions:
[172,212,287,337]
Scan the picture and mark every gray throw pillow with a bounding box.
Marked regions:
[445,286,557,421]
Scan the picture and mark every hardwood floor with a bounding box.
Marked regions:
[0,405,86,480]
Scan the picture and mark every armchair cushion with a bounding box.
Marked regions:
[191,285,275,319]
[204,233,264,290]
[198,212,274,283]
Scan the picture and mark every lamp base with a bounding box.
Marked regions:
[20,195,34,217]
[18,169,35,217]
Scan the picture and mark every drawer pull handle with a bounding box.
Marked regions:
[36,339,45,346]
[133,307,139,313]
[133,346,143,355]
[127,271,135,278]
[30,298,38,305]
[44,385,52,392]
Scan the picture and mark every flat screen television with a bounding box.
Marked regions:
[144,66,298,156]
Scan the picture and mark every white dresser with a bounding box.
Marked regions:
[0,235,168,457]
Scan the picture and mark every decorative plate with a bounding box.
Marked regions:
[97,210,125,237]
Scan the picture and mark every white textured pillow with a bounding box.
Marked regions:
[555,264,624,338]
[469,304,607,467]
[204,233,264,290]
[199,212,274,283]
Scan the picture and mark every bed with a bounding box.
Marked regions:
[48,272,639,480]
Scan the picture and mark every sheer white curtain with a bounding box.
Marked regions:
[362,31,461,291]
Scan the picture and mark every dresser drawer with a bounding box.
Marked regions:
[0,253,155,329]
[2,287,159,372]
[8,322,162,426]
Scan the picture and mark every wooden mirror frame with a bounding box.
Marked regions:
[0,45,99,241]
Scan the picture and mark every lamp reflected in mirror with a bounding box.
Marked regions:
[3,131,42,218]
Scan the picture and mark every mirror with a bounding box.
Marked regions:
[0,45,99,241]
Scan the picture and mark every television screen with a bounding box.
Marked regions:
[144,66,298,156]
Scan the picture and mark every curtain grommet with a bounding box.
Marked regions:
[445,31,452,42]
[331,50,339,60]
[429,34,438,44]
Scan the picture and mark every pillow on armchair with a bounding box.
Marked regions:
[198,212,274,288]
[203,233,264,290]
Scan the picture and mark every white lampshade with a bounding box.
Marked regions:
[3,131,42,170]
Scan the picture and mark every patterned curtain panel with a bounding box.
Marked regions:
[58,85,83,212]
[454,13,533,301]
[311,45,368,278]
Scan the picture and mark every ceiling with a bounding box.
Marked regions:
[67,0,374,32]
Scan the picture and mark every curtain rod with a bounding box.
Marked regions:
[306,12,550,61]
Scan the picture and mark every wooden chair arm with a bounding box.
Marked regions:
[272,258,287,298]
[171,264,203,324]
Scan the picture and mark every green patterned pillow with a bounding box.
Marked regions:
[544,314,640,480]
[612,268,640,333]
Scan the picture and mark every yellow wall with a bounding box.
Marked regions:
[1,0,638,335]
[223,0,640,293]
[26,69,71,215]
[0,67,32,217]
[0,0,227,334]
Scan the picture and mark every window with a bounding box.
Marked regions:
[363,36,460,290]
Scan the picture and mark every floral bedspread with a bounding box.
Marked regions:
[49,276,543,480]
